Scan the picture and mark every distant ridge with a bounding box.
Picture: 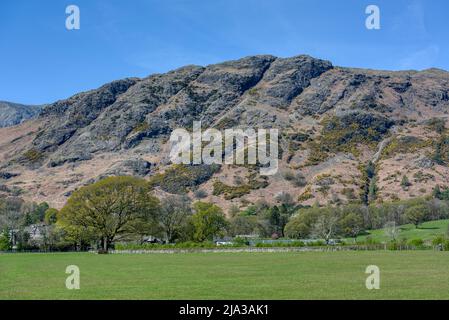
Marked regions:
[0,101,43,128]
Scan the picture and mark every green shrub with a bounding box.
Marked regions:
[131,122,150,134]
[401,175,412,190]
[408,238,424,247]
[381,136,430,159]
[212,172,268,200]
[432,236,449,251]
[149,164,220,194]
[23,148,44,163]
[215,117,239,130]
[0,231,11,251]
[426,118,446,134]
[387,238,408,250]
[255,242,272,248]
[253,241,305,248]
[309,240,326,246]
[387,241,399,250]
[305,113,394,165]
[359,236,380,245]
[432,135,449,165]
[194,189,208,199]
[298,186,313,202]
[283,170,295,181]
[433,185,449,200]
[432,235,446,246]
[115,241,227,251]
[292,173,307,187]
[342,188,357,200]
[233,237,249,246]
[213,181,251,200]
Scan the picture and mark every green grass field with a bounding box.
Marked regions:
[351,219,449,243]
[1,251,449,300]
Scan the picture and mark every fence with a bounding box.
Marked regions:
[0,244,441,254]
[109,244,435,254]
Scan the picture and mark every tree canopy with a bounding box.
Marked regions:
[191,202,228,242]
[58,176,160,251]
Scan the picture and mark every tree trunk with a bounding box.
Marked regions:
[98,237,109,254]
[103,237,108,252]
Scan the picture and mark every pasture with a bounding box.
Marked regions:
[1,251,449,299]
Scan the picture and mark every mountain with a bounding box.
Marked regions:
[0,101,43,128]
[0,54,448,210]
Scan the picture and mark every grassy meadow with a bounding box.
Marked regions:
[351,219,449,243]
[1,251,449,300]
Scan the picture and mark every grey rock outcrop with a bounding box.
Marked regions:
[13,54,447,171]
[1,54,449,207]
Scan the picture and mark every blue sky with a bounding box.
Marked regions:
[0,0,448,104]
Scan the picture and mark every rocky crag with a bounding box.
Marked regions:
[0,54,448,211]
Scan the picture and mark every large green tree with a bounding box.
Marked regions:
[58,176,160,251]
[191,202,228,242]
[405,205,428,229]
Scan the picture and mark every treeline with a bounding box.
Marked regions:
[1,175,449,252]
[285,197,449,242]
[0,177,230,252]
[0,198,61,251]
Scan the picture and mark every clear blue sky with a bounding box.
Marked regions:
[0,0,448,104]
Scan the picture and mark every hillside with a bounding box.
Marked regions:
[0,54,448,210]
[0,101,42,128]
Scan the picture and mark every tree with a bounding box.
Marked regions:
[426,198,449,220]
[267,206,281,233]
[228,215,258,236]
[19,202,49,226]
[433,185,449,201]
[405,205,428,228]
[384,221,400,241]
[401,175,411,190]
[433,185,442,199]
[366,161,376,179]
[284,206,323,239]
[311,209,339,243]
[361,161,376,205]
[58,176,160,252]
[0,229,11,251]
[284,214,311,239]
[339,211,363,241]
[32,202,49,223]
[0,197,24,248]
[44,208,59,225]
[278,204,297,236]
[191,202,228,242]
[159,195,192,243]
[259,203,297,238]
[368,177,378,202]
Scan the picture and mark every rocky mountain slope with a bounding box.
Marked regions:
[0,101,42,128]
[0,54,448,211]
